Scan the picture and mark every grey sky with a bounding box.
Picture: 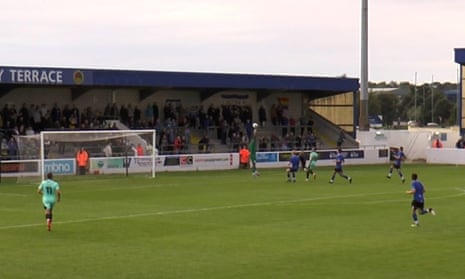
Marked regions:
[1,0,464,83]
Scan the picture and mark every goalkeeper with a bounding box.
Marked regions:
[249,126,259,176]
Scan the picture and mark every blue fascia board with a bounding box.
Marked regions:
[454,48,465,64]
[0,65,359,93]
[93,69,359,92]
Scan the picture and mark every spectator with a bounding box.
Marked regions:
[258,137,268,151]
[18,124,26,135]
[51,103,61,124]
[103,142,112,157]
[456,136,465,148]
[104,103,112,119]
[270,104,277,126]
[337,129,345,148]
[145,104,153,124]
[7,137,18,160]
[1,138,7,158]
[258,105,267,127]
[152,102,159,125]
[219,120,228,145]
[32,105,41,132]
[25,126,35,135]
[134,105,141,127]
[130,144,138,156]
[184,125,191,150]
[198,135,209,153]
[62,104,71,125]
[432,138,443,148]
[127,104,134,127]
[270,134,280,151]
[76,147,89,175]
[173,135,183,154]
[120,104,128,125]
[305,132,316,149]
[39,104,48,124]
[245,120,253,140]
[136,143,144,156]
[239,145,250,169]
[230,132,241,152]
[9,104,17,128]
[68,112,78,129]
[289,117,296,134]
[19,103,29,127]
[2,104,10,128]
[110,103,119,120]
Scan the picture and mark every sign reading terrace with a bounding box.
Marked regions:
[0,68,64,84]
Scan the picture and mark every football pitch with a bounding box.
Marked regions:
[1,164,465,279]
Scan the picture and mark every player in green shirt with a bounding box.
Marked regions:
[37,172,61,231]
[305,147,319,181]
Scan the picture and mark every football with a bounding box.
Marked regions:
[252,123,258,128]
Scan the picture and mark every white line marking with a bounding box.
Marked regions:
[0,191,403,231]
[1,189,463,231]
[455,187,465,193]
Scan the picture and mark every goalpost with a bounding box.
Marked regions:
[39,129,157,181]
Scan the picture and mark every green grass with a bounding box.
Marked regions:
[1,164,465,279]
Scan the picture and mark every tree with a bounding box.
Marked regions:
[368,81,458,127]
[434,97,452,124]
[377,93,399,127]
[368,93,381,116]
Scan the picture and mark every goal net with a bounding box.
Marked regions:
[4,129,156,183]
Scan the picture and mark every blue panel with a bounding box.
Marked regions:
[454,48,465,64]
[91,69,359,93]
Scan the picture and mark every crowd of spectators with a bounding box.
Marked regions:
[256,130,318,152]
[1,101,316,158]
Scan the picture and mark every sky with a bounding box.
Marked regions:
[1,0,465,84]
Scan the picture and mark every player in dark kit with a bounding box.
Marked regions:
[406,173,436,227]
[387,146,406,183]
[329,148,352,184]
[286,151,300,182]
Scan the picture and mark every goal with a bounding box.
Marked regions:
[38,129,157,180]
[2,129,156,183]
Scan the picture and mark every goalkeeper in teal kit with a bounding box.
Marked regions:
[37,172,61,231]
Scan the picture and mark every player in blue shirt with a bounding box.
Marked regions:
[329,148,352,184]
[406,173,435,227]
[387,146,406,183]
[286,150,300,182]
[37,172,61,231]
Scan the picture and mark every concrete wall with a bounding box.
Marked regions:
[426,148,465,164]
[357,127,462,161]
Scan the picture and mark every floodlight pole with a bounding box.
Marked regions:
[359,0,369,131]
[414,72,417,122]
[457,67,461,130]
[431,75,434,123]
